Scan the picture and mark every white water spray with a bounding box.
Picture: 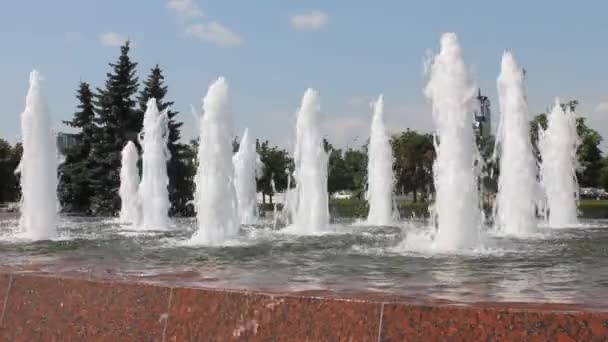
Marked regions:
[494,51,538,235]
[539,100,579,227]
[270,176,279,228]
[425,33,481,251]
[290,89,329,233]
[138,98,171,230]
[18,70,58,239]
[191,77,239,245]
[233,128,263,225]
[119,141,141,225]
[279,168,296,228]
[366,95,396,226]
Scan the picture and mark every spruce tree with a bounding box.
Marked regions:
[137,65,193,216]
[89,42,140,215]
[58,82,96,213]
[0,140,22,204]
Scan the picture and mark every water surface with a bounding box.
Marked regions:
[0,216,606,308]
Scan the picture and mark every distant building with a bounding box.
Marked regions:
[473,88,492,139]
[56,133,79,155]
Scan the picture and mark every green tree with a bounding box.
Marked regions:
[323,138,367,195]
[530,100,603,188]
[343,147,367,198]
[478,135,497,193]
[232,137,242,154]
[179,139,198,216]
[137,65,192,216]
[58,82,96,213]
[391,130,434,202]
[529,113,547,161]
[0,140,21,204]
[256,140,292,204]
[599,157,608,191]
[323,139,351,194]
[576,117,603,187]
[89,42,140,215]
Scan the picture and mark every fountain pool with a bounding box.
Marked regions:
[0,215,606,308]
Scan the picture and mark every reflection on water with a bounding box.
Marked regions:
[0,215,607,307]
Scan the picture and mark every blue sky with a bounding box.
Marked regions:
[1,0,608,148]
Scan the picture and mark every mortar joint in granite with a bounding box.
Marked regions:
[161,287,173,342]
[0,275,13,327]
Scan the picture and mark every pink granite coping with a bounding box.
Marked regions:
[0,271,605,341]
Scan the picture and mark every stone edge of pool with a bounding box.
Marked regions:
[0,272,606,341]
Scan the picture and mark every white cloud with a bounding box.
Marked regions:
[290,11,329,31]
[64,32,83,44]
[167,0,203,20]
[166,0,240,48]
[594,101,608,113]
[185,22,242,47]
[99,32,129,47]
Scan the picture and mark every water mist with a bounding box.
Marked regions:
[138,98,171,230]
[191,77,239,245]
[18,70,58,240]
[233,128,263,225]
[119,141,141,225]
[425,33,481,251]
[494,51,538,235]
[539,100,579,227]
[290,88,329,234]
[366,95,397,226]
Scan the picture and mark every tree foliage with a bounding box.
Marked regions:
[0,140,21,204]
[530,100,603,188]
[89,42,140,215]
[391,130,435,202]
[323,138,367,196]
[256,140,292,204]
[576,117,603,187]
[58,82,96,213]
[137,65,192,216]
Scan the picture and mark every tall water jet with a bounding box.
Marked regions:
[494,51,538,235]
[280,168,296,227]
[233,128,263,225]
[191,77,239,245]
[17,70,58,239]
[270,177,279,229]
[119,141,141,225]
[539,99,579,227]
[290,89,329,233]
[425,33,480,250]
[366,95,396,226]
[138,99,171,230]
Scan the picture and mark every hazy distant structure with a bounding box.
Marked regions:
[473,88,492,139]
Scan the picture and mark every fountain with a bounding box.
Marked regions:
[424,33,481,251]
[119,141,141,226]
[539,99,579,227]
[366,95,397,226]
[138,98,170,230]
[277,168,296,228]
[290,88,329,233]
[3,34,608,342]
[17,70,58,240]
[191,77,239,245]
[233,128,263,225]
[270,177,280,229]
[493,51,538,235]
